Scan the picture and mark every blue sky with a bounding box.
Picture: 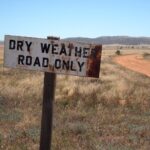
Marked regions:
[0,0,150,40]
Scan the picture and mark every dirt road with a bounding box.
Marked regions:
[114,54,150,77]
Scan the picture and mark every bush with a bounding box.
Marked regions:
[143,53,150,60]
[115,50,121,55]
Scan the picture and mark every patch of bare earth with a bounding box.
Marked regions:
[114,54,150,77]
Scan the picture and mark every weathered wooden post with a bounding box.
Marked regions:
[39,36,60,150]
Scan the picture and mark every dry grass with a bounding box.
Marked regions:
[0,46,150,149]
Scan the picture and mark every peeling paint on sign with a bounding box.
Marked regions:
[4,35,102,78]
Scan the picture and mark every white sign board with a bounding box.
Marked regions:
[4,35,102,78]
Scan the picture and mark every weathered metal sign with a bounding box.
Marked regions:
[4,35,102,78]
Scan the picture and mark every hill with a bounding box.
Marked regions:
[65,36,150,45]
[1,36,150,45]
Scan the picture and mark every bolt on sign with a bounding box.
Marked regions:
[4,35,102,78]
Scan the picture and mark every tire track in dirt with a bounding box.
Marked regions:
[113,54,150,77]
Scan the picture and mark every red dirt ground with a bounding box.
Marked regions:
[114,54,150,77]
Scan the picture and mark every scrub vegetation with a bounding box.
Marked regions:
[0,46,150,149]
[143,52,150,60]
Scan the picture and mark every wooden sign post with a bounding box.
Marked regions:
[39,72,56,150]
[4,35,102,150]
[39,36,60,150]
